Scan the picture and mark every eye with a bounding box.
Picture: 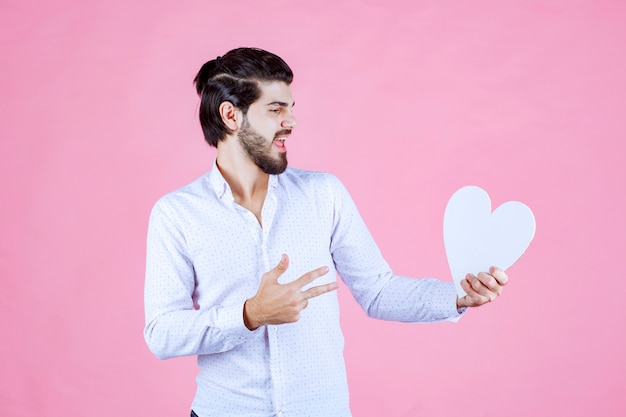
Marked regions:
[270,108,281,113]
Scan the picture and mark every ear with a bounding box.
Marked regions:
[219,101,241,132]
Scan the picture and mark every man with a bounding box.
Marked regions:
[144,47,507,417]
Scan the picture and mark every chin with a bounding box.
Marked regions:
[260,156,288,175]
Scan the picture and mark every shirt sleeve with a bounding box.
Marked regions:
[326,175,465,323]
[143,198,256,360]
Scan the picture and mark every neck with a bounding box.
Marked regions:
[216,140,269,204]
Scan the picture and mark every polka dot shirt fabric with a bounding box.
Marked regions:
[144,163,463,417]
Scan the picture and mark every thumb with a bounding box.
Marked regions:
[264,254,289,283]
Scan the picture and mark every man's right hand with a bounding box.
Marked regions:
[243,254,337,330]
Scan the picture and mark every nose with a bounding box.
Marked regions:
[282,112,297,129]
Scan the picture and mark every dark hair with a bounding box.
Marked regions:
[193,47,293,147]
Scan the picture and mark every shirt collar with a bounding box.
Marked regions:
[208,159,279,201]
[208,160,231,200]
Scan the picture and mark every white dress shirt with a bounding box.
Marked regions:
[144,164,462,417]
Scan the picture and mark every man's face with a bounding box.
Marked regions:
[237,81,296,175]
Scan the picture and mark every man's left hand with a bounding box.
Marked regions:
[456,267,508,309]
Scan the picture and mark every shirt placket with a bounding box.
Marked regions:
[260,190,287,416]
[260,191,276,271]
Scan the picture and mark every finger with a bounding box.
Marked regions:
[293,266,330,289]
[263,254,290,282]
[489,266,509,286]
[302,281,338,299]
[460,277,473,294]
[466,274,493,303]
[459,278,487,306]
[458,279,473,307]
[465,273,488,294]
[476,271,500,292]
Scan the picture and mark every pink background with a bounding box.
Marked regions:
[2,1,625,416]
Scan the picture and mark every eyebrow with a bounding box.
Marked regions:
[266,101,295,107]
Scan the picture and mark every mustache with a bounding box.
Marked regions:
[273,129,292,139]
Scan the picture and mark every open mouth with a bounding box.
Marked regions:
[273,132,290,152]
[274,138,287,152]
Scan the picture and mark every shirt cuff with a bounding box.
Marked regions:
[212,303,259,345]
[442,282,467,322]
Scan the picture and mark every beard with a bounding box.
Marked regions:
[238,117,289,175]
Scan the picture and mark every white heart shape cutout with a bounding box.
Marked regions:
[444,186,536,298]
